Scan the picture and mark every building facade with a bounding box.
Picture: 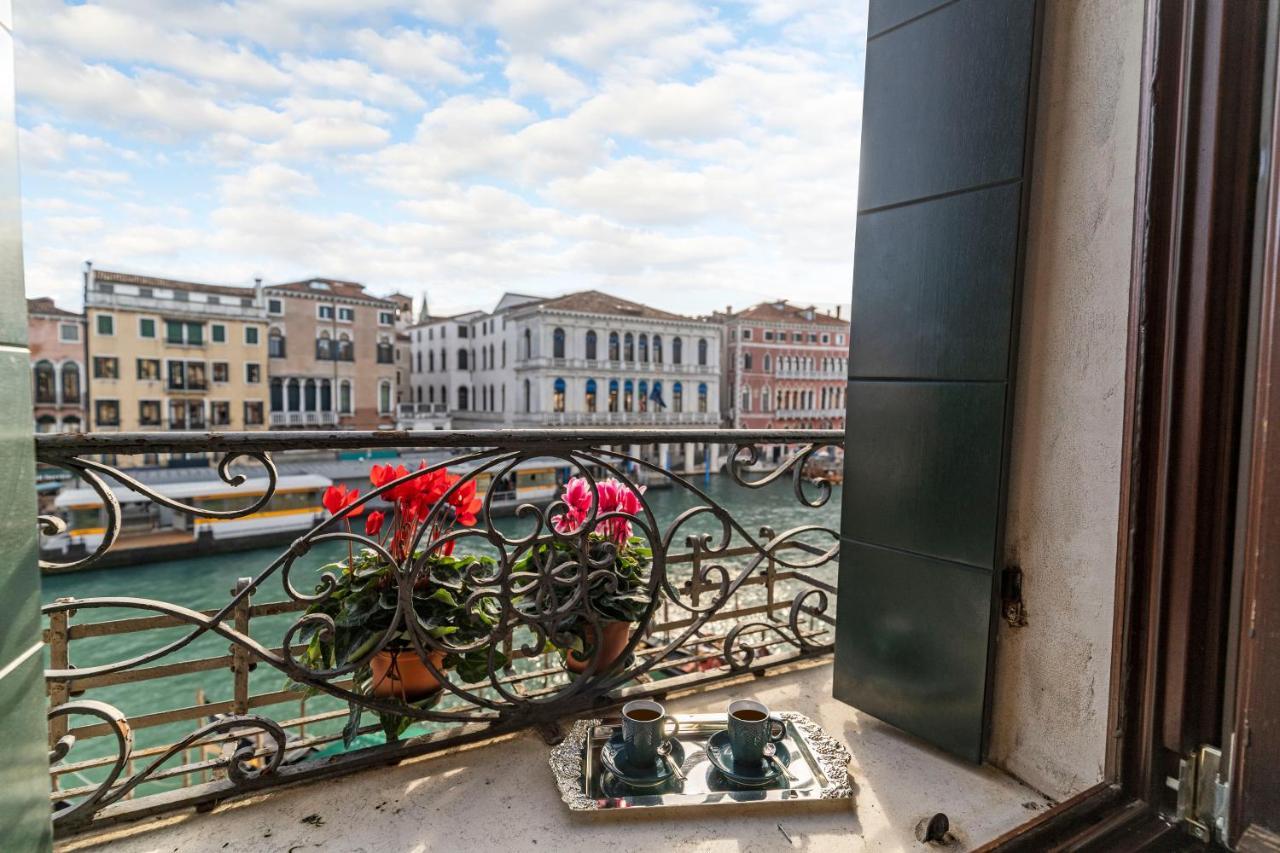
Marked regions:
[719,300,849,431]
[410,289,724,471]
[27,297,85,433]
[83,267,269,434]
[263,279,401,430]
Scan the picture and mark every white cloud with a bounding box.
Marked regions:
[280,55,426,110]
[353,27,476,84]
[504,55,589,110]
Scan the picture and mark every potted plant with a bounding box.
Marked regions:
[293,463,503,744]
[516,476,653,675]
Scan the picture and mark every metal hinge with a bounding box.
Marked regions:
[1167,745,1230,844]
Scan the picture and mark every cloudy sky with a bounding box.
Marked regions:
[15,0,866,318]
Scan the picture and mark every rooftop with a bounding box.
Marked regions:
[27,297,81,318]
[727,300,849,327]
[266,278,399,306]
[534,289,697,324]
[91,269,259,300]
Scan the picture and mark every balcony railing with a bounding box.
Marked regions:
[268,411,339,427]
[34,428,841,837]
[514,356,712,374]
[397,402,449,417]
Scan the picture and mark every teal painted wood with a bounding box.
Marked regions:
[835,0,1042,762]
[0,12,53,850]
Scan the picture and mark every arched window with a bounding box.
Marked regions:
[340,380,353,414]
[653,335,663,363]
[501,340,507,367]
[320,379,332,412]
[624,379,634,412]
[698,338,708,366]
[376,338,394,364]
[608,379,619,412]
[304,379,317,411]
[270,378,284,412]
[458,347,469,369]
[698,382,708,413]
[585,330,598,360]
[269,327,286,358]
[36,414,56,433]
[744,352,753,371]
[61,416,81,433]
[287,378,301,412]
[338,333,353,361]
[624,333,635,361]
[316,332,332,360]
[33,360,55,404]
[428,385,435,404]
[638,380,649,412]
[764,353,771,372]
[523,379,531,413]
[672,382,683,412]
[523,328,532,359]
[428,350,435,372]
[439,384,447,407]
[553,327,566,359]
[672,337,683,364]
[553,377,566,413]
[608,332,620,360]
[379,381,392,414]
[458,386,469,410]
[639,334,649,362]
[585,379,597,412]
[60,362,80,403]
[741,387,751,412]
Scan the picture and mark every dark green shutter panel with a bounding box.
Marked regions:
[834,0,1042,762]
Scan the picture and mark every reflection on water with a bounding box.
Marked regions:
[42,474,840,800]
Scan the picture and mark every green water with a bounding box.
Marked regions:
[42,474,841,800]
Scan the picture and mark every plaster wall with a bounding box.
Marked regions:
[988,0,1144,800]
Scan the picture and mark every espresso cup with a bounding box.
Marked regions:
[621,699,679,767]
[727,699,786,767]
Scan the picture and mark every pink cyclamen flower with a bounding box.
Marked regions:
[550,476,645,546]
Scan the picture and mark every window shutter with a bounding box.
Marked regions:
[834,0,1042,761]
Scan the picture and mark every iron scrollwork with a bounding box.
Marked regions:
[36,429,842,829]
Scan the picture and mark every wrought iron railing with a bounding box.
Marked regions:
[34,428,842,836]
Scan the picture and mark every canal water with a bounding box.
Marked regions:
[42,473,841,801]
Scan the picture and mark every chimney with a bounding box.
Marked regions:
[726,304,732,315]
[836,305,842,319]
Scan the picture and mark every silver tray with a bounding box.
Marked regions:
[550,711,853,811]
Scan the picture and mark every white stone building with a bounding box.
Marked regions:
[408,290,726,473]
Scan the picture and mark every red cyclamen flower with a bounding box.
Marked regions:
[364,510,385,537]
[322,484,364,517]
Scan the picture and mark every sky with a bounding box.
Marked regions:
[14,0,866,319]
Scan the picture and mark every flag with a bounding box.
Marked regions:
[649,386,667,409]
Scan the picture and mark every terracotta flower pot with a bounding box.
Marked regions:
[565,620,633,674]
[370,648,447,701]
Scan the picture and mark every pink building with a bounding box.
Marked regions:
[719,300,849,431]
[27,297,86,433]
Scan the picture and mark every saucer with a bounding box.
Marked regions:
[705,729,792,787]
[599,731,685,788]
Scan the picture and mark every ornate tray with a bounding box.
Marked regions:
[550,711,853,811]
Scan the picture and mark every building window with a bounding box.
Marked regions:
[639,334,649,362]
[553,327,566,359]
[212,324,226,343]
[212,362,229,383]
[316,333,332,360]
[743,329,752,340]
[304,379,317,411]
[653,335,663,364]
[138,400,162,426]
[269,328,285,358]
[822,334,830,343]
[608,332,620,360]
[523,379,531,413]
[166,320,203,345]
[585,378,597,412]
[458,347,469,369]
[138,317,156,338]
[379,311,394,325]
[698,382,709,413]
[136,358,161,381]
[210,401,231,426]
[169,400,205,430]
[624,379,634,412]
[319,305,334,320]
[652,381,665,409]
[245,326,259,345]
[764,331,774,341]
[608,379,619,412]
[36,415,56,433]
[59,322,80,342]
[60,415,81,433]
[672,337,683,364]
[340,380,353,414]
[377,340,394,364]
[638,380,648,412]
[837,334,846,345]
[764,354,771,371]
[61,362,80,403]
[672,382,683,412]
[744,353,753,371]
[741,388,751,412]
[244,401,264,425]
[698,338,708,366]
[93,356,119,379]
[33,361,55,403]
[585,330,597,360]
[624,333,635,362]
[337,334,353,361]
[338,307,355,322]
[95,399,120,427]
[97,281,114,294]
[458,386,469,411]
[208,295,221,306]
[268,298,283,315]
[553,377,566,413]
[270,378,283,412]
[246,363,261,383]
[97,314,114,336]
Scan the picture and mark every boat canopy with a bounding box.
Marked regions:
[55,474,333,509]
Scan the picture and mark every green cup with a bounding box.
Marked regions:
[727,699,785,767]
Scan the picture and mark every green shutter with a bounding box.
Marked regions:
[166,319,183,343]
[96,314,112,335]
[139,317,155,338]
[834,0,1042,762]
[211,324,225,343]
[186,322,203,345]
